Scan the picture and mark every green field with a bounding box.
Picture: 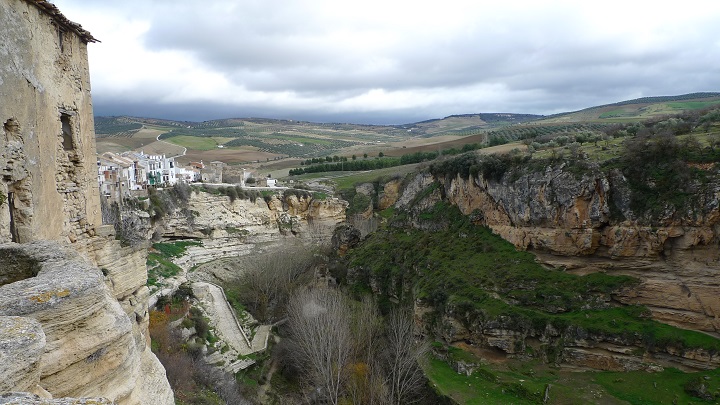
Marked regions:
[426,351,720,405]
[166,135,237,151]
[331,163,421,191]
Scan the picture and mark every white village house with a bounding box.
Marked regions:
[97,152,200,200]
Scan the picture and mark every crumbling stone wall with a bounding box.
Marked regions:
[0,1,174,403]
[0,0,101,245]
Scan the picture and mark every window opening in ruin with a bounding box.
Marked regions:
[3,118,20,143]
[8,192,18,243]
[61,113,74,150]
[58,26,66,53]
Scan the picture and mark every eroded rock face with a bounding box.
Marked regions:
[370,165,720,371]
[331,224,362,257]
[427,304,720,372]
[378,180,402,211]
[0,393,114,405]
[0,0,102,245]
[0,317,45,395]
[161,191,346,239]
[156,191,347,271]
[391,165,720,336]
[0,241,172,405]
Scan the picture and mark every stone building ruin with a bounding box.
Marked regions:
[0,1,173,403]
[0,0,101,246]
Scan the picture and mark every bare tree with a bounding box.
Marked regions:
[230,245,316,322]
[347,296,385,405]
[383,308,429,405]
[287,288,353,405]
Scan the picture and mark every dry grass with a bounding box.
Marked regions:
[177,148,283,165]
[138,140,186,157]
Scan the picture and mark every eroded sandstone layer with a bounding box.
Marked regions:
[0,241,173,404]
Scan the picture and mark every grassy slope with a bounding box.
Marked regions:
[540,94,720,124]
[348,202,720,351]
[425,349,720,405]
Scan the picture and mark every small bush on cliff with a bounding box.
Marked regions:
[616,132,720,221]
[149,307,249,403]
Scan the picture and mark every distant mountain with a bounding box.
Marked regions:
[95,92,720,142]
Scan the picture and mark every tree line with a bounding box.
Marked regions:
[288,143,485,176]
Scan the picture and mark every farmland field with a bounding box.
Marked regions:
[178,148,283,166]
[165,135,236,151]
[94,92,720,178]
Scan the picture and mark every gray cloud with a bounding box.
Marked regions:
[52,0,720,124]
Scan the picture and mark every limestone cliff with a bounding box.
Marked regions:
[0,240,173,405]
[146,189,347,298]
[160,190,345,258]
[380,163,720,337]
[0,1,173,402]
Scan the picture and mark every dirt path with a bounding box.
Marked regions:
[256,349,279,403]
[192,282,271,372]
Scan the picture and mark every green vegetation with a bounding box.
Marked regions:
[94,116,142,136]
[150,288,246,404]
[165,135,232,151]
[332,164,420,192]
[289,156,401,175]
[289,142,486,176]
[312,191,328,200]
[195,185,261,203]
[157,124,361,157]
[614,132,720,221]
[146,240,202,287]
[425,347,720,405]
[594,367,720,403]
[485,123,608,144]
[542,92,720,123]
[425,357,541,405]
[152,240,202,257]
[345,202,720,354]
[419,106,720,222]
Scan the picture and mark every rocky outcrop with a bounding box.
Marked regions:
[378,180,402,211]
[388,164,720,336]
[0,393,114,404]
[0,317,45,396]
[0,241,173,405]
[155,190,347,272]
[331,224,362,257]
[160,191,346,240]
[426,304,720,372]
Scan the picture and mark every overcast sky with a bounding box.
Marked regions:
[53,0,720,125]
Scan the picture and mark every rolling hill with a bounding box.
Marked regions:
[94,92,720,167]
